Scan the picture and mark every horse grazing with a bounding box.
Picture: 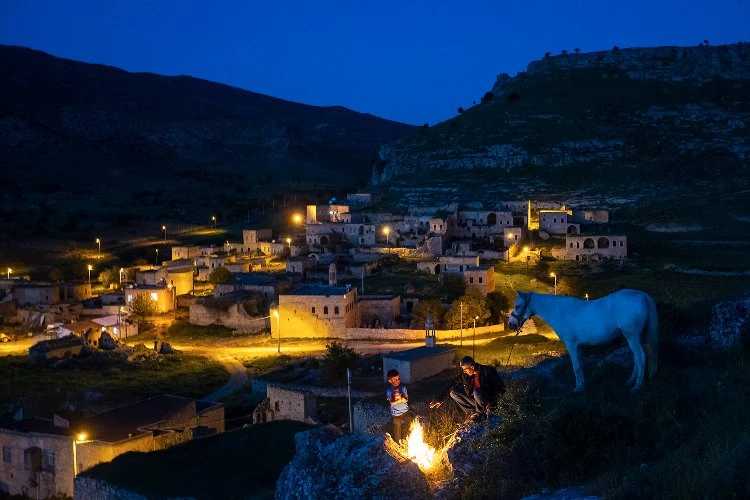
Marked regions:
[508,289,658,392]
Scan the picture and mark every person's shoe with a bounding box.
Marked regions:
[470,412,485,423]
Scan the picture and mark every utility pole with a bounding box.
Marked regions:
[460,302,463,346]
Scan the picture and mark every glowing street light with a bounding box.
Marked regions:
[460,302,463,346]
[162,225,167,242]
[286,237,292,252]
[272,309,281,353]
[212,216,216,229]
[119,268,124,285]
[87,264,93,283]
[155,248,159,267]
[96,238,101,258]
[6,268,10,280]
[472,315,479,359]
[383,227,390,247]
[293,213,302,225]
[585,293,589,301]
[550,272,557,295]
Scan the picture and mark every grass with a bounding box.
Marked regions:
[82,420,313,500]
[0,353,227,420]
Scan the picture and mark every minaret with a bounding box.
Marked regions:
[328,263,337,286]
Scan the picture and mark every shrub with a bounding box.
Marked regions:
[319,341,360,386]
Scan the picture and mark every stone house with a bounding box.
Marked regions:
[58,282,92,302]
[135,267,168,287]
[463,265,496,296]
[358,295,401,328]
[558,235,628,260]
[455,209,514,240]
[12,283,60,306]
[539,209,580,235]
[214,272,292,304]
[276,284,359,338]
[28,335,85,360]
[266,385,317,423]
[0,395,223,499]
[243,229,273,254]
[165,267,194,297]
[171,245,200,260]
[306,203,350,224]
[286,257,315,275]
[124,284,175,313]
[382,345,456,384]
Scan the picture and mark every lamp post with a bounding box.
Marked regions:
[272,309,281,353]
[293,213,302,225]
[383,227,390,247]
[524,246,530,269]
[87,264,92,283]
[162,225,167,242]
[96,238,100,258]
[472,315,478,359]
[286,237,292,255]
[212,216,216,229]
[6,268,10,280]
[460,301,463,346]
[119,268,124,285]
[550,272,557,295]
[73,432,93,477]
[585,293,589,301]
[155,248,159,267]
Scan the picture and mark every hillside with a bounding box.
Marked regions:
[369,43,750,235]
[0,45,416,238]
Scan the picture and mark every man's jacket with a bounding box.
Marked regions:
[438,363,505,403]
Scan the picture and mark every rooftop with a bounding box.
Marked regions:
[383,345,455,362]
[288,283,353,296]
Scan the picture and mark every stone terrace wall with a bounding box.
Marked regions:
[75,477,149,500]
[345,323,503,341]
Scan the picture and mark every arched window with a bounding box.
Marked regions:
[324,306,329,315]
[597,237,610,249]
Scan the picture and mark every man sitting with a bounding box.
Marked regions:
[429,356,505,422]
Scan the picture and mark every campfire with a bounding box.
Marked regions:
[405,418,436,469]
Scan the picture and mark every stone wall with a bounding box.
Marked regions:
[345,323,503,341]
[353,401,390,433]
[189,301,269,333]
[74,477,148,500]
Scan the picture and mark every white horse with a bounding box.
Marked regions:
[508,289,659,392]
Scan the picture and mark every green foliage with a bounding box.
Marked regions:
[129,293,158,319]
[319,341,360,386]
[486,291,511,324]
[208,266,232,284]
[97,265,122,288]
[440,273,465,302]
[443,289,490,329]
[410,298,444,329]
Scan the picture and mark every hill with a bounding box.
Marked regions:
[0,45,416,239]
[369,43,750,231]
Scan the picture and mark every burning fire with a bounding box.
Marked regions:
[405,418,436,469]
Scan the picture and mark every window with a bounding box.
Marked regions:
[43,450,55,472]
[469,277,474,284]
[311,307,316,314]
[3,446,10,463]
[334,306,339,315]
[150,292,158,301]
[324,306,329,315]
[479,277,483,284]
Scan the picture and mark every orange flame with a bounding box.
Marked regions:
[405,418,435,469]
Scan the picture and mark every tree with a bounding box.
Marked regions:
[208,266,232,284]
[440,273,465,302]
[443,289,490,330]
[486,291,511,325]
[411,298,444,329]
[544,51,551,58]
[319,341,360,385]
[561,49,568,55]
[98,266,122,288]
[130,293,158,321]
[574,47,581,54]
[457,106,464,114]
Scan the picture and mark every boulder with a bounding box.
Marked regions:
[709,298,750,349]
[98,331,118,350]
[275,425,429,499]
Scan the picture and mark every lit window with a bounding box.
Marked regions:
[150,292,158,301]
[127,294,133,303]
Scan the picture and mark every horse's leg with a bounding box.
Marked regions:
[567,342,585,392]
[625,335,646,391]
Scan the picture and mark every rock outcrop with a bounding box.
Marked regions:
[709,297,750,349]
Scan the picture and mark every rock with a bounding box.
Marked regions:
[709,297,750,349]
[98,331,118,350]
[127,343,157,362]
[158,341,177,354]
[275,425,429,499]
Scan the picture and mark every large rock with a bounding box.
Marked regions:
[709,298,750,349]
[275,425,429,500]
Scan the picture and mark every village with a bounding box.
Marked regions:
[0,194,627,498]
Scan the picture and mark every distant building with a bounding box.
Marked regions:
[382,346,455,384]
[276,283,359,338]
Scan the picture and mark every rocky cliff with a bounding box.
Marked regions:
[370,43,750,212]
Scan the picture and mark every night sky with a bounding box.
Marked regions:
[1,0,748,125]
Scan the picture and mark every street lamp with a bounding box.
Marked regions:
[6,268,10,280]
[87,264,92,283]
[293,213,302,225]
[155,248,159,267]
[383,227,390,247]
[73,432,92,477]
[524,246,530,269]
[472,315,479,359]
[212,216,216,229]
[96,238,100,258]
[550,272,557,295]
[119,268,124,285]
[286,237,292,253]
[585,293,589,301]
[272,309,281,353]
[162,225,167,242]
[460,301,463,346]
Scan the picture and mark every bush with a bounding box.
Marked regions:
[319,342,360,386]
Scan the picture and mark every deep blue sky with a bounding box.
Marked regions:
[1,0,748,125]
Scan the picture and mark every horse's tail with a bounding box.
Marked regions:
[645,294,659,379]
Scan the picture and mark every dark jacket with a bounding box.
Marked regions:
[438,363,505,404]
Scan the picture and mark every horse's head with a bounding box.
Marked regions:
[508,290,534,332]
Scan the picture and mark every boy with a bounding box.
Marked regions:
[386,369,412,443]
